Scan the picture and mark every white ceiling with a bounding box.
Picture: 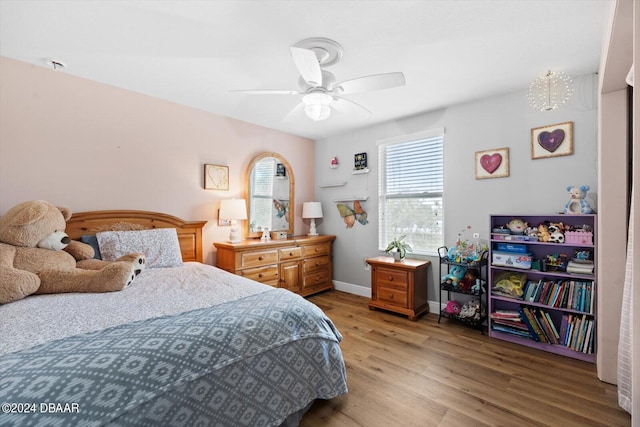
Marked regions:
[0,0,611,141]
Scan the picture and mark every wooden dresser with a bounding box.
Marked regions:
[214,235,336,297]
[367,256,431,320]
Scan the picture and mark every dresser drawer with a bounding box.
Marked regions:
[375,267,409,289]
[302,242,330,257]
[241,265,279,283]
[279,246,303,261]
[303,255,330,273]
[377,286,408,307]
[240,250,278,268]
[303,270,330,288]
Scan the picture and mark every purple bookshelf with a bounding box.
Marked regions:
[488,214,597,363]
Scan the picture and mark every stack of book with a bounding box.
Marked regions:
[490,306,595,354]
[522,279,594,314]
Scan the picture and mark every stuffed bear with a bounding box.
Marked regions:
[457,268,479,292]
[0,200,146,304]
[441,265,466,290]
[547,222,565,244]
[564,185,593,214]
[537,223,551,242]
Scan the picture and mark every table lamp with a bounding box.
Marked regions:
[219,199,248,243]
[302,201,323,236]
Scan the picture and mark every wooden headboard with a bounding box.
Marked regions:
[66,210,208,263]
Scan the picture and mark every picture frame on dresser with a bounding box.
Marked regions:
[488,214,596,363]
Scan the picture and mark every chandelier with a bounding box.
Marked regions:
[527,70,574,111]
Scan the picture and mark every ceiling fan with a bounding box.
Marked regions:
[232,37,406,121]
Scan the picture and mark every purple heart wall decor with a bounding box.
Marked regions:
[537,129,565,153]
[480,153,502,174]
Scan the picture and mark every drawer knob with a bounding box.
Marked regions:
[388,276,394,281]
[258,273,263,278]
[389,293,394,299]
[289,252,294,256]
[258,256,264,261]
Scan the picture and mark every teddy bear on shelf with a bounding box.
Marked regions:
[564,185,593,214]
[547,222,566,244]
[0,200,146,304]
[457,268,479,292]
[441,265,466,290]
[537,223,551,242]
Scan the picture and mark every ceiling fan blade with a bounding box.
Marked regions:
[230,89,300,95]
[333,95,372,116]
[290,47,322,87]
[335,72,406,94]
[282,102,306,122]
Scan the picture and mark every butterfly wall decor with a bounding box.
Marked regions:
[336,200,368,228]
[273,199,289,220]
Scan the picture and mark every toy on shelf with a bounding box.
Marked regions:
[441,265,466,289]
[506,218,528,235]
[564,185,593,214]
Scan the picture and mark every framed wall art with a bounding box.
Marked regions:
[204,164,229,190]
[475,147,510,179]
[531,121,573,159]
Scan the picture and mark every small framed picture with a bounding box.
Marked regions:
[354,152,367,170]
[475,147,510,179]
[217,209,231,226]
[531,121,573,159]
[276,163,286,177]
[204,164,229,190]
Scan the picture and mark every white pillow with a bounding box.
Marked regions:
[97,228,183,268]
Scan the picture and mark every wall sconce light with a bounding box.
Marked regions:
[219,199,248,243]
[302,201,324,236]
[527,70,574,111]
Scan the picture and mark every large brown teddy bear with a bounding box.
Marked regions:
[0,200,146,304]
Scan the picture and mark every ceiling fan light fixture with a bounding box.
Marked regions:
[302,92,333,121]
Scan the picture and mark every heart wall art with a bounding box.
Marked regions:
[531,121,573,159]
[475,147,510,179]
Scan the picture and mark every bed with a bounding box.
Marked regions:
[0,210,347,426]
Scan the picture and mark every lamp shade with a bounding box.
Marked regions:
[302,202,323,219]
[219,199,247,220]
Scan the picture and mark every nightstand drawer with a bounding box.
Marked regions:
[302,242,330,257]
[303,255,330,273]
[377,286,408,307]
[241,265,279,283]
[375,267,408,289]
[279,246,303,261]
[240,250,278,268]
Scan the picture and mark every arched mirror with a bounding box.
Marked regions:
[245,152,295,238]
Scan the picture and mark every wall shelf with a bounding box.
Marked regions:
[332,196,369,202]
[352,168,370,175]
[319,182,347,188]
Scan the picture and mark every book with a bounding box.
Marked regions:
[518,306,541,342]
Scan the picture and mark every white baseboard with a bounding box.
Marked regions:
[332,280,371,298]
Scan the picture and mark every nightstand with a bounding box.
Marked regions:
[366,256,430,320]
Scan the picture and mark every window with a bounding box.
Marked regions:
[378,128,444,255]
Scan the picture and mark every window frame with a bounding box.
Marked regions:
[377,127,445,256]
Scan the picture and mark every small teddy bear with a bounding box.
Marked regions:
[564,185,593,214]
[441,265,466,290]
[537,223,551,242]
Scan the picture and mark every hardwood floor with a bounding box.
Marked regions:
[302,290,630,427]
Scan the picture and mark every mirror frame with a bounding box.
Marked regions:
[245,152,295,238]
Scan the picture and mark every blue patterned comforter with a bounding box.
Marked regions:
[0,288,347,426]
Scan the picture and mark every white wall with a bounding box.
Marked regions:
[0,56,316,265]
[314,76,599,307]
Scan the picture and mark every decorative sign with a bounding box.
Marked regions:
[475,147,510,179]
[354,152,367,170]
[276,163,286,176]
